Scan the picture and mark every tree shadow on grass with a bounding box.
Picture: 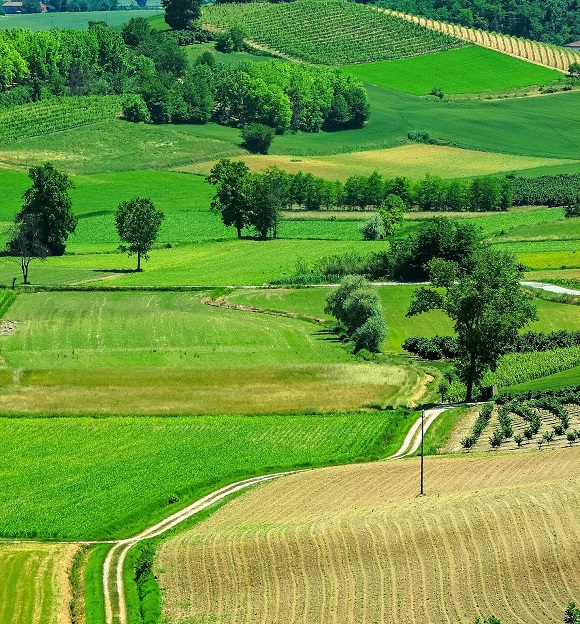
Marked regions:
[92,268,140,274]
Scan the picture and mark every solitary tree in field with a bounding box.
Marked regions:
[6,214,47,284]
[407,249,537,401]
[115,197,164,271]
[162,0,201,30]
[207,159,251,239]
[11,162,77,256]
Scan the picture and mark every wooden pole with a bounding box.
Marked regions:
[420,409,425,496]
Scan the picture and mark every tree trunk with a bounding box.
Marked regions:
[236,225,242,239]
[137,250,141,272]
[22,259,29,285]
[465,351,476,402]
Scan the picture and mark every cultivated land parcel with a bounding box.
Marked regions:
[1,2,580,623]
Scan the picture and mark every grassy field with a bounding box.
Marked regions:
[0,290,424,413]
[227,286,580,351]
[343,46,561,95]
[0,411,416,539]
[187,145,580,182]
[0,9,162,30]
[202,0,462,65]
[0,542,78,624]
[505,365,580,393]
[157,447,580,624]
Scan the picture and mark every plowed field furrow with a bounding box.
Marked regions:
[158,450,580,624]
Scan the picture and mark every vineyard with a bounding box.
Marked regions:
[0,96,121,144]
[157,448,580,624]
[484,346,580,387]
[202,0,464,65]
[454,389,580,453]
[511,173,580,206]
[380,7,580,72]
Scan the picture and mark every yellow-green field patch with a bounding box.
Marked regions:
[183,145,580,181]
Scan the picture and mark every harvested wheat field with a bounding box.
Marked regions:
[0,542,78,624]
[158,447,580,624]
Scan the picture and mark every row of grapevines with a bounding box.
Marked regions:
[203,0,464,65]
[484,346,580,387]
[0,95,121,144]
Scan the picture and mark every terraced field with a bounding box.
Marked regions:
[0,542,78,624]
[157,448,580,624]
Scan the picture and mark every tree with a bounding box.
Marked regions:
[115,197,164,271]
[241,123,275,154]
[207,159,251,239]
[378,194,405,236]
[12,163,76,257]
[162,0,201,30]
[360,213,385,240]
[6,214,47,284]
[568,62,580,79]
[407,249,537,401]
[564,601,580,623]
[247,167,287,239]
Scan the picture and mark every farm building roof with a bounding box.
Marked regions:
[565,41,580,47]
[2,2,23,6]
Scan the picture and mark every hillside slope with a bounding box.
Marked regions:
[158,448,580,624]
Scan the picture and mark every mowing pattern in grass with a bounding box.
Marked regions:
[0,96,121,144]
[343,46,560,95]
[0,542,78,624]
[0,411,414,538]
[157,448,580,624]
[203,0,463,65]
[381,8,580,72]
[0,291,421,413]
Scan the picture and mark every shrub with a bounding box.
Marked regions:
[514,434,523,447]
[567,431,578,446]
[489,429,504,448]
[241,123,275,154]
[430,86,444,99]
[460,436,475,450]
[360,213,385,241]
[122,94,151,123]
[565,203,580,218]
[352,313,387,353]
[215,32,235,53]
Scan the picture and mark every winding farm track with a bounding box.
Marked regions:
[101,405,451,624]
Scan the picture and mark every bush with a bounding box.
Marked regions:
[360,213,385,240]
[241,123,275,154]
[215,32,235,53]
[121,94,151,123]
[430,86,444,99]
[352,313,387,352]
[565,203,580,218]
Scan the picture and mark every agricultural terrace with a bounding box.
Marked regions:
[0,542,78,624]
[342,46,561,95]
[0,291,425,414]
[381,7,580,72]
[157,448,580,624]
[202,0,464,65]
[0,411,417,538]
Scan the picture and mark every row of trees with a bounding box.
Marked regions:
[5,163,164,283]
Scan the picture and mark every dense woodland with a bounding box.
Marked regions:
[0,20,369,133]
[374,0,580,45]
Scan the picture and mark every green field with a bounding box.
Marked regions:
[0,411,415,539]
[0,290,423,413]
[0,542,76,624]
[505,365,580,393]
[343,46,560,95]
[0,9,162,30]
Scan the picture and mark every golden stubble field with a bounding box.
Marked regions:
[158,447,580,624]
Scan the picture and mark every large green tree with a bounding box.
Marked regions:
[12,163,76,257]
[207,159,251,238]
[407,249,537,401]
[115,197,164,271]
[162,0,202,30]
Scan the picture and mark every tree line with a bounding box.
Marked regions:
[375,0,580,46]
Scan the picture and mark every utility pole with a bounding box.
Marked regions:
[420,409,425,496]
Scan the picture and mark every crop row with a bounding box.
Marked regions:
[511,173,580,206]
[382,8,580,72]
[484,346,580,387]
[203,0,464,65]
[0,95,121,144]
